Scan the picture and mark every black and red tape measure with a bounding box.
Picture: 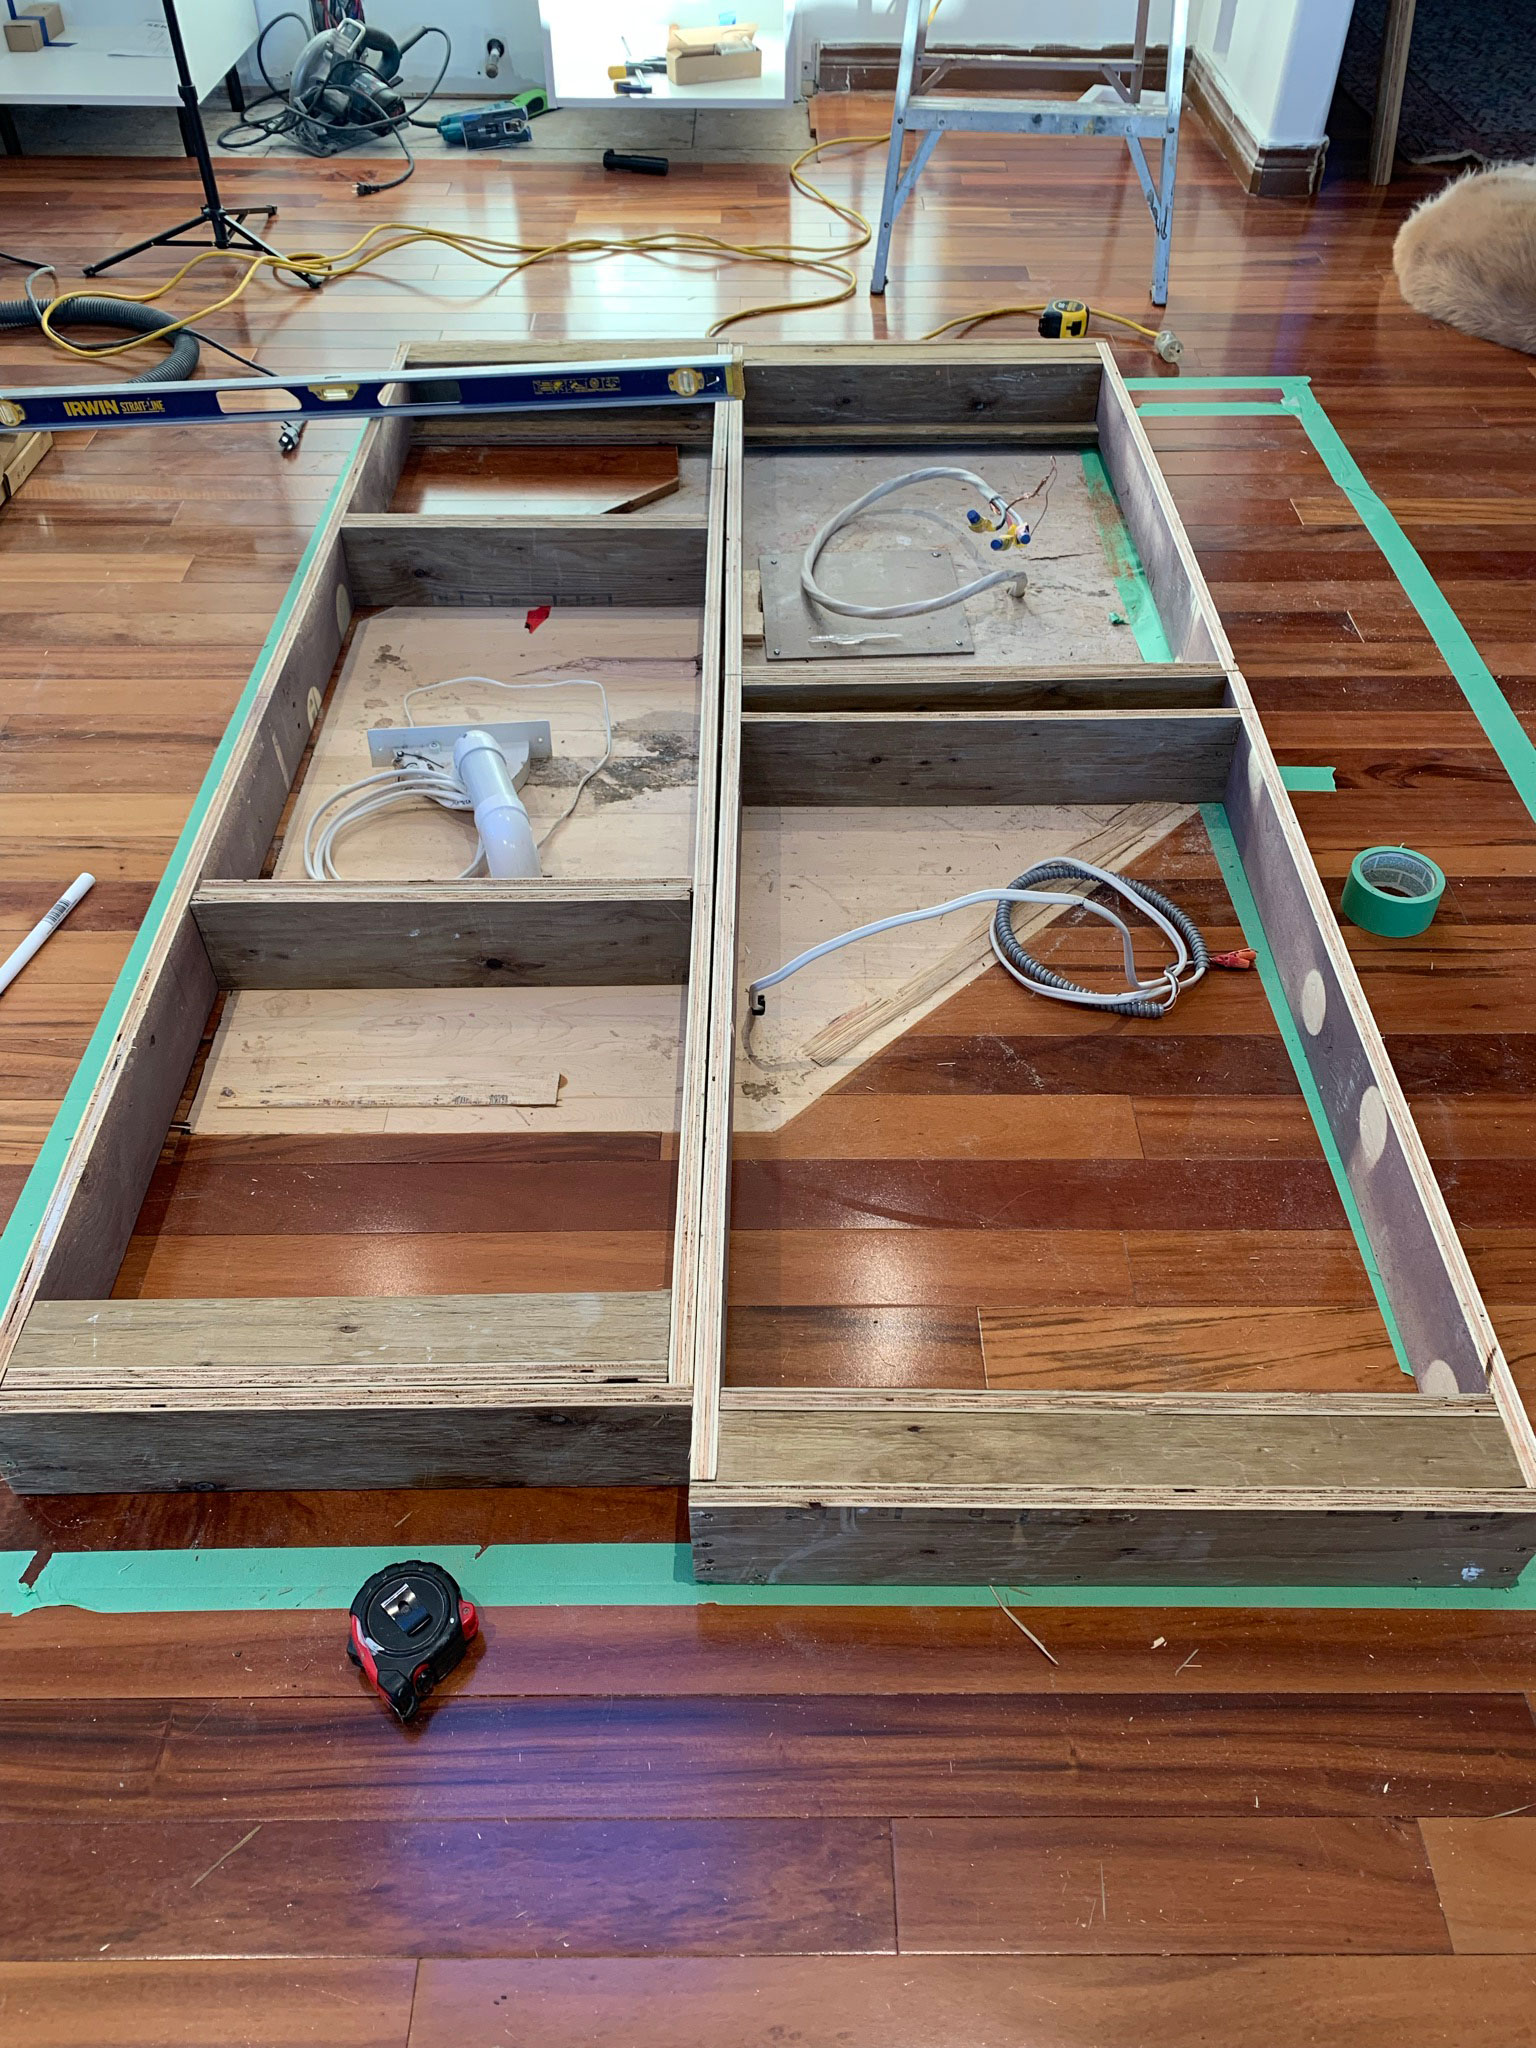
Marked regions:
[347,1560,478,1722]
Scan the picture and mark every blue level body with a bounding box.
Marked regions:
[0,353,742,434]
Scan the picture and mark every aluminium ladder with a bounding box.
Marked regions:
[869,0,1188,306]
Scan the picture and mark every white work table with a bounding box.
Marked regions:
[540,1,798,112]
[0,0,256,151]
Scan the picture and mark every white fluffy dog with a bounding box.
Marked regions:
[1394,164,1536,354]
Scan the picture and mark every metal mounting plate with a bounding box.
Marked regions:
[759,548,976,661]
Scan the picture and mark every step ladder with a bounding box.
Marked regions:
[869,0,1188,307]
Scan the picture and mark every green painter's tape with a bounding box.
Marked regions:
[1133,402,1294,417]
[2,1544,1530,1614]
[1343,844,1445,937]
[1130,374,1536,829]
[0,428,366,1314]
[1279,765,1337,793]
[1080,448,1174,663]
[1203,803,1414,1378]
[2,381,1529,1620]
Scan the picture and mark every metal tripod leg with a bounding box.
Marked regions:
[83,204,287,279]
[870,0,931,296]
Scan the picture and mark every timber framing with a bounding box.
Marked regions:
[683,340,1536,1588]
[1,338,1533,1591]
[0,340,733,1493]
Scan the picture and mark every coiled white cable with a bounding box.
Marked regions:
[302,674,611,882]
[800,466,1036,621]
[747,858,1205,1020]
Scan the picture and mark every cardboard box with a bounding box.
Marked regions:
[24,2,66,32]
[4,18,45,50]
[666,21,760,87]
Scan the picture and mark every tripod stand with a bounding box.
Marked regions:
[84,0,299,280]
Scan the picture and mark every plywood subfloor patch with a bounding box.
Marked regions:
[272,608,702,884]
[189,986,685,1136]
[390,443,685,518]
[743,448,1139,670]
[735,801,1192,1132]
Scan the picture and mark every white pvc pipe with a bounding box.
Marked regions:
[452,730,540,879]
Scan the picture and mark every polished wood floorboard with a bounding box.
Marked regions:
[4,99,1536,2045]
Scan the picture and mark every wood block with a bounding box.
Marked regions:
[1,432,52,502]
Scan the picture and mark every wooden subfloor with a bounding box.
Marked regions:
[3,99,1536,2044]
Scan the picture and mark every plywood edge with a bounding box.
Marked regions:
[666,396,738,1394]
[16,1290,672,1373]
[1095,350,1231,666]
[741,661,1230,713]
[707,1401,1528,1493]
[690,1482,1536,1512]
[687,403,745,1475]
[0,1381,688,1412]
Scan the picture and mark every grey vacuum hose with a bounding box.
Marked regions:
[0,296,199,381]
[992,858,1208,1019]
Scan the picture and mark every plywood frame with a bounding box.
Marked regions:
[0,343,733,1493]
[685,341,1536,1588]
[4,336,1533,1582]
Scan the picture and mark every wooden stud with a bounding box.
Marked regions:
[192,881,694,989]
[738,710,1241,806]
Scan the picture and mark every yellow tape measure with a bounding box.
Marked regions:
[1037,299,1091,339]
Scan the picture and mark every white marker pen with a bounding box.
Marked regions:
[0,873,95,998]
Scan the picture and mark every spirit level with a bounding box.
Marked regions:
[0,353,742,434]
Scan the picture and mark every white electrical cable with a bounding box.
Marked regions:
[302,674,612,882]
[801,466,1043,621]
[747,859,1204,1019]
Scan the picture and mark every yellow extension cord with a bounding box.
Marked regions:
[35,132,895,362]
[33,122,1175,366]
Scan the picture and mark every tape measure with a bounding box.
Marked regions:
[348,1560,478,1722]
[1038,299,1091,339]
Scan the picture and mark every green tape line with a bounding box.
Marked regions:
[1080,448,1174,662]
[1280,765,1337,793]
[0,380,1524,1620]
[1203,804,1414,1378]
[1130,373,1536,829]
[2,1544,1530,1615]
[1342,844,1445,937]
[0,428,366,1315]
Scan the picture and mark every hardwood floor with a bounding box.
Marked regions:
[2,97,1536,2045]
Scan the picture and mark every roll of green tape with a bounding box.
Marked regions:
[1341,845,1445,937]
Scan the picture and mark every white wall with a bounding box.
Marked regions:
[240,0,1354,146]
[1187,0,1355,147]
